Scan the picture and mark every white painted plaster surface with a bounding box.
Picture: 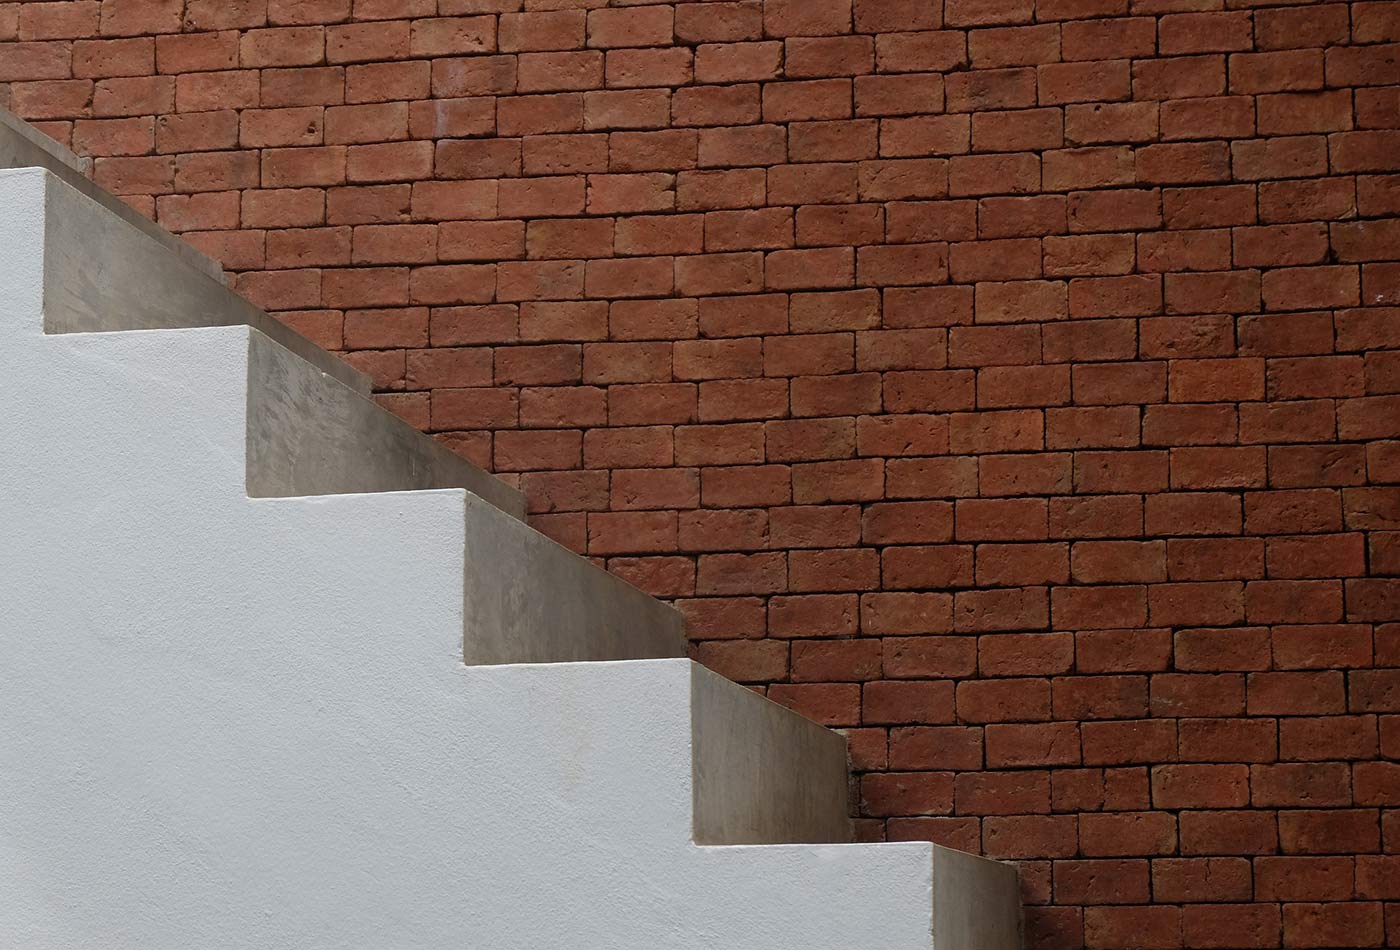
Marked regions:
[0,165,1022,949]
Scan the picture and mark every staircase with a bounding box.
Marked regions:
[0,110,1022,949]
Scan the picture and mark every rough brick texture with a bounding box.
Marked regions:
[5,0,1400,946]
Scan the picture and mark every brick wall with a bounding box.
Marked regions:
[5,0,1400,946]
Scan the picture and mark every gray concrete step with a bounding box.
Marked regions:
[247,328,525,517]
[4,163,526,520]
[9,160,368,395]
[688,660,852,845]
[0,108,226,285]
[455,490,687,663]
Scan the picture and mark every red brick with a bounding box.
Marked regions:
[1177,810,1277,857]
[861,771,954,817]
[1357,854,1400,899]
[1283,903,1384,949]
[1157,12,1250,55]
[76,38,154,79]
[498,11,583,54]
[1083,905,1181,949]
[874,30,966,75]
[985,723,1081,768]
[1151,674,1245,720]
[1060,17,1153,58]
[696,639,786,682]
[983,815,1079,860]
[978,632,1073,678]
[1153,857,1253,904]
[1052,675,1147,723]
[790,639,880,683]
[602,48,692,90]
[956,770,1050,816]
[889,725,982,771]
[323,184,408,227]
[1182,904,1281,950]
[1253,856,1353,904]
[1073,629,1170,677]
[767,683,861,726]
[1280,715,1379,763]
[1279,809,1381,855]
[99,0,182,36]
[431,55,516,99]
[864,679,955,725]
[1178,719,1278,769]
[1079,720,1176,768]
[765,0,853,36]
[1079,812,1178,858]
[1051,858,1150,906]
[1073,450,1165,497]
[860,592,954,635]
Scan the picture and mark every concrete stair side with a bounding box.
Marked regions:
[2,160,681,662]
[12,322,676,664]
[456,489,687,663]
[2,603,1018,947]
[689,660,853,845]
[246,329,525,517]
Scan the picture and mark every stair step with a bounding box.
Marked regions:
[2,164,369,395]
[689,661,851,845]
[464,659,855,846]
[0,109,226,285]
[458,490,686,662]
[3,250,671,657]
[3,612,1016,946]
[248,329,525,518]
[2,165,529,521]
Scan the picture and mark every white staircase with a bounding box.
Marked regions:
[0,113,1021,949]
